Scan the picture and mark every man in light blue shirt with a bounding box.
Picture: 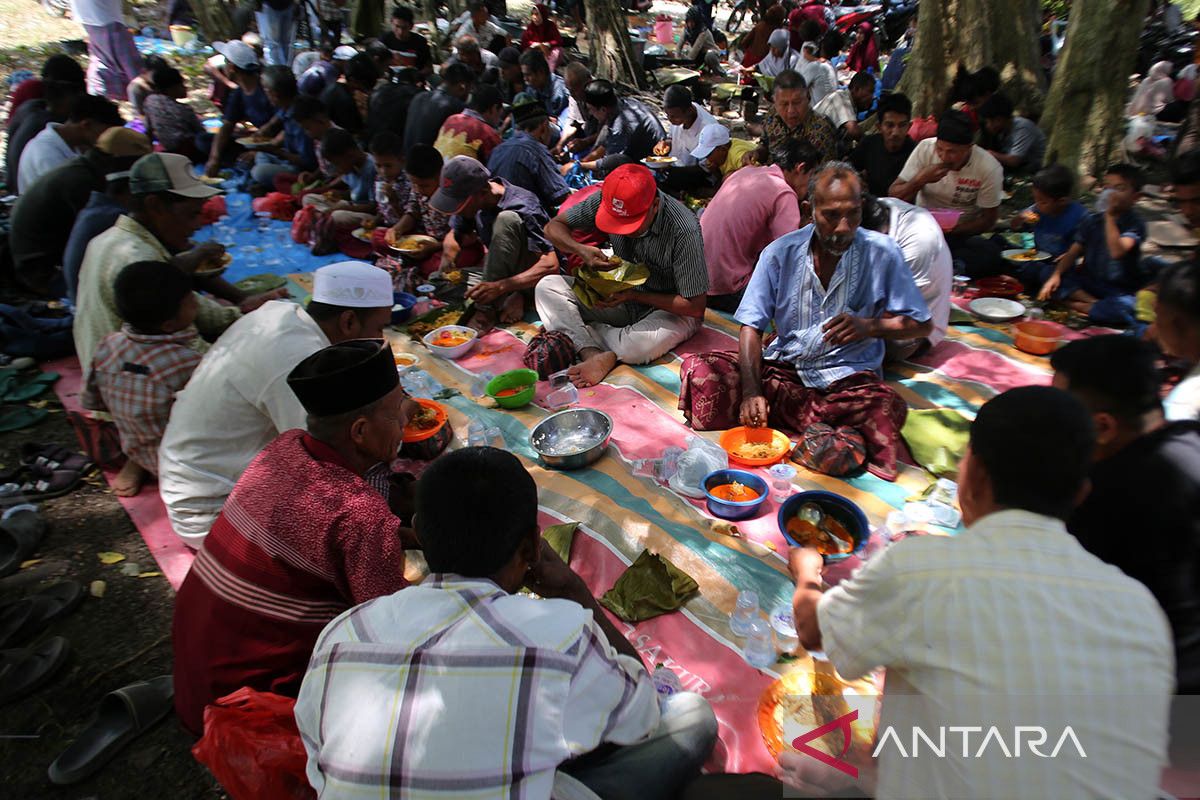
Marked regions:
[680,163,931,480]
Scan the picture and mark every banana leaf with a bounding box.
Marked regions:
[653,67,701,86]
[571,260,651,308]
[542,522,579,563]
[600,549,699,622]
[711,82,743,101]
[755,73,775,94]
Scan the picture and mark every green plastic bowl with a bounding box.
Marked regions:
[486,368,538,409]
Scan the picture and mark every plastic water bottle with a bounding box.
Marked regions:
[767,463,797,503]
[1096,188,1114,214]
[769,603,799,653]
[729,590,759,636]
[652,665,683,697]
[743,619,776,668]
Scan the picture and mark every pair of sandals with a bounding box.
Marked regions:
[0,443,95,507]
[0,576,175,784]
[0,581,85,706]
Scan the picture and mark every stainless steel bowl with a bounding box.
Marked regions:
[529,408,613,470]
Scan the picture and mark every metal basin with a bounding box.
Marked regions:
[530,409,613,470]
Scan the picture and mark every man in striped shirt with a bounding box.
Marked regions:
[296,447,717,800]
[680,162,930,480]
[540,163,709,387]
[783,386,1174,799]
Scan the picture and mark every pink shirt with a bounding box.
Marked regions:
[699,164,802,296]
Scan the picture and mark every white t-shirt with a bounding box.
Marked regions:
[17,123,75,193]
[668,102,718,166]
[897,137,1004,212]
[157,301,331,547]
[1165,363,1200,421]
[813,89,856,131]
[817,509,1174,800]
[799,58,837,106]
[69,0,124,26]
[879,197,952,346]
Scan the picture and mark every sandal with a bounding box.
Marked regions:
[3,463,84,505]
[20,443,95,476]
[48,675,174,785]
[0,508,47,577]
[0,636,71,706]
[0,582,85,649]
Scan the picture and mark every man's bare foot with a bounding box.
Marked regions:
[463,305,497,334]
[567,350,618,388]
[499,293,525,324]
[239,288,289,314]
[112,460,147,497]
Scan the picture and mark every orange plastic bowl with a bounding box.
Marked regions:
[719,427,792,467]
[1013,320,1062,356]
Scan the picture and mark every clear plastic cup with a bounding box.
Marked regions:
[729,589,759,636]
[767,463,797,502]
[546,370,579,410]
[467,420,488,448]
[743,619,776,668]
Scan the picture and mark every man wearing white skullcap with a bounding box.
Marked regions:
[158,261,394,548]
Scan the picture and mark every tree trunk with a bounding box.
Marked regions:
[582,0,645,89]
[350,0,386,39]
[1042,0,1149,177]
[188,0,242,43]
[897,0,1045,119]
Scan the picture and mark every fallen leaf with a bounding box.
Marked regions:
[764,541,777,552]
[97,551,126,565]
[119,562,142,576]
[19,558,42,569]
[89,580,107,598]
[137,571,163,579]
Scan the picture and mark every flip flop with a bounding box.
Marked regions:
[0,636,70,706]
[0,582,85,649]
[19,443,95,476]
[0,509,47,577]
[48,675,174,785]
[3,463,83,505]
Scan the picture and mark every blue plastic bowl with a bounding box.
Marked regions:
[392,292,417,325]
[703,469,769,521]
[778,491,869,562]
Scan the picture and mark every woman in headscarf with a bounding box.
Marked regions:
[756,28,802,78]
[846,21,879,74]
[678,5,725,74]
[737,4,785,71]
[1128,61,1176,117]
[521,4,565,72]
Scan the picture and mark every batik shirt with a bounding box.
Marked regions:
[759,109,836,165]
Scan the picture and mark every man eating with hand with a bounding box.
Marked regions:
[679,162,930,481]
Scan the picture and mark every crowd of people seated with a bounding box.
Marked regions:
[4,2,1200,797]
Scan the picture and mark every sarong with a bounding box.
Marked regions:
[84,22,143,100]
[678,351,908,481]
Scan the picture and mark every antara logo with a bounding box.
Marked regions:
[611,197,627,216]
[791,710,860,778]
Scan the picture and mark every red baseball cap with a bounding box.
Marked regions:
[595,164,657,235]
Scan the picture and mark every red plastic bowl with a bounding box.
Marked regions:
[975,275,1024,299]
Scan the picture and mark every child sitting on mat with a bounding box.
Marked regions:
[300,128,378,233]
[82,261,205,497]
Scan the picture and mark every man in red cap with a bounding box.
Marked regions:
[540,163,708,387]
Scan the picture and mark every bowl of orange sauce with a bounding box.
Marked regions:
[703,469,769,521]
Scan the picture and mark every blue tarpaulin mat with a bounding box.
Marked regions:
[194,187,352,284]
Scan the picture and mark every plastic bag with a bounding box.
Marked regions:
[191,687,315,800]
[668,435,729,498]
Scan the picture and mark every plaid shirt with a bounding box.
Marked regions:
[295,574,660,800]
[82,324,205,473]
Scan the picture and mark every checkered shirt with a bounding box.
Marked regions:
[82,324,205,473]
[295,574,660,800]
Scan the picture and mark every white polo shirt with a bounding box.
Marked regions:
[17,123,75,193]
[157,300,330,548]
[668,102,718,167]
[817,509,1174,800]
[878,197,952,347]
[897,137,1003,212]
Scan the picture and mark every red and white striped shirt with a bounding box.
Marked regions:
[172,430,409,735]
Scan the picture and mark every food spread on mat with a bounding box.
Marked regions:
[405,405,440,432]
[408,310,462,338]
[783,503,855,555]
[732,441,784,461]
[431,329,474,348]
[709,481,760,502]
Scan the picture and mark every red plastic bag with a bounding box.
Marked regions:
[253,192,300,221]
[291,204,320,245]
[198,196,227,226]
[191,687,315,800]
[908,115,938,142]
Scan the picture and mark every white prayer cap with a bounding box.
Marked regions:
[312,262,393,308]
